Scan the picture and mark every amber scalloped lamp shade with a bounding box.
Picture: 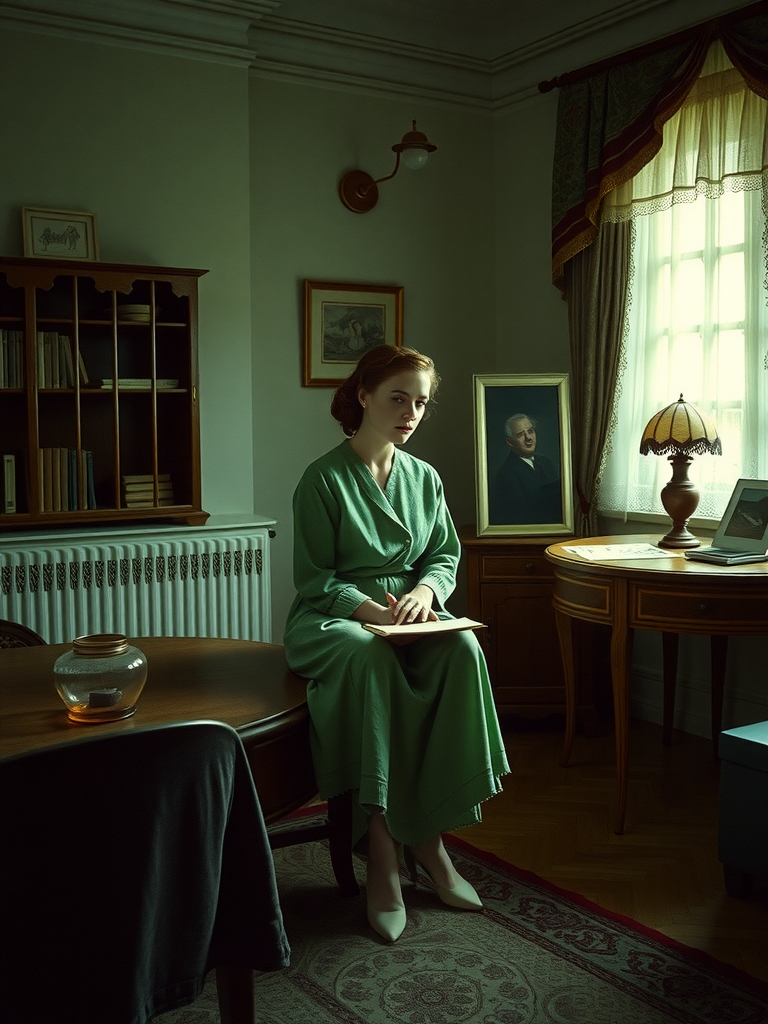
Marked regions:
[639,394,722,549]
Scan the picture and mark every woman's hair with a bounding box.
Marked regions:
[330,344,440,436]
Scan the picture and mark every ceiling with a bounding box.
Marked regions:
[0,0,756,106]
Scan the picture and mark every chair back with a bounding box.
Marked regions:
[0,720,290,1024]
[0,618,46,648]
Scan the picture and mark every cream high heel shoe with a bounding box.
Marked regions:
[409,849,483,910]
[366,862,407,943]
[366,900,407,943]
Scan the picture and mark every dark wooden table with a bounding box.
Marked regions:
[0,635,317,824]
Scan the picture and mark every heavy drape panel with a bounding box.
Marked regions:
[562,221,632,536]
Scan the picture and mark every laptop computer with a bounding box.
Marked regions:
[685,478,768,564]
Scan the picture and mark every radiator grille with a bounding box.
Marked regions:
[0,529,271,644]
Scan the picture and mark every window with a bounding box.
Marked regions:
[597,43,768,522]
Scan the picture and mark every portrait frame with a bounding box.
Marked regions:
[473,373,574,537]
[22,206,100,261]
[303,279,403,387]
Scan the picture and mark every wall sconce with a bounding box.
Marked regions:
[639,394,721,548]
[339,120,437,214]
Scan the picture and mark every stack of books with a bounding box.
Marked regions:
[122,473,174,508]
[38,448,96,512]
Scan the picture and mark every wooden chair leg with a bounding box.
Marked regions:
[327,792,360,896]
[216,966,255,1024]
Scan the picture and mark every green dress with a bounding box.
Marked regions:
[284,439,509,847]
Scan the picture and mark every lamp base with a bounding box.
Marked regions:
[339,170,378,213]
[657,455,701,548]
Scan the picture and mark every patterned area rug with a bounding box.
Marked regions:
[156,812,768,1024]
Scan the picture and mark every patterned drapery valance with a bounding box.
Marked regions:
[550,2,768,291]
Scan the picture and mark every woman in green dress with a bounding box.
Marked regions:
[284,345,509,943]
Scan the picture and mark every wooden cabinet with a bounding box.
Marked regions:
[460,526,596,728]
[0,257,207,528]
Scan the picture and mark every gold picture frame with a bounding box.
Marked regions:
[22,206,99,261]
[473,373,574,537]
[303,279,403,387]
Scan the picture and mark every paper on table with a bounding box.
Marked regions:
[362,616,485,637]
[561,543,674,561]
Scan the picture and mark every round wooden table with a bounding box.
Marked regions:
[0,635,316,824]
[545,535,768,834]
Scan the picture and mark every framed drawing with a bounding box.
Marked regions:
[303,280,403,387]
[22,207,99,261]
[473,373,574,537]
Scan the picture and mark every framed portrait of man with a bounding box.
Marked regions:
[473,373,574,537]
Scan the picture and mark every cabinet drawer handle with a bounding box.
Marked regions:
[525,562,535,573]
[699,603,708,613]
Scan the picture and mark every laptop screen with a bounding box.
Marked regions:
[711,479,768,553]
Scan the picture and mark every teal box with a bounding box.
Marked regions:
[718,721,768,898]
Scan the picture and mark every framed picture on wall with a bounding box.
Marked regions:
[22,207,100,261]
[303,279,403,387]
[473,373,574,537]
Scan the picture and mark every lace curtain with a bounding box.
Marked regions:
[598,42,768,521]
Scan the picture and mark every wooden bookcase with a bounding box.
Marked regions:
[460,526,597,730]
[0,256,208,528]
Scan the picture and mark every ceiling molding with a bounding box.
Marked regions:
[249,15,493,111]
[0,0,278,66]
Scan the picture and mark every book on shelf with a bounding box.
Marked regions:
[2,454,16,514]
[122,472,172,485]
[123,481,174,494]
[59,336,74,388]
[124,498,177,508]
[86,451,96,510]
[99,378,179,389]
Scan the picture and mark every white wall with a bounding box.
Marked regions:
[248,77,497,635]
[0,27,255,516]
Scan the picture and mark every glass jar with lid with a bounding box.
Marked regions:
[53,634,148,723]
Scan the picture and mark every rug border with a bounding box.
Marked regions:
[275,803,768,999]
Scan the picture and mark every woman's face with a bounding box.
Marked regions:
[359,369,432,445]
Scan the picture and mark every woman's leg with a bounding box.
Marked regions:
[366,809,404,911]
[411,833,462,890]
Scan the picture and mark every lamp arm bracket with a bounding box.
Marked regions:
[369,151,402,189]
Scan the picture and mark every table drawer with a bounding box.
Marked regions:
[632,587,768,630]
[480,554,553,580]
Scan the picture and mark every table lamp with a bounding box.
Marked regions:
[639,394,721,548]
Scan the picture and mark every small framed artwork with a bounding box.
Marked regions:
[473,373,574,537]
[22,206,99,261]
[303,279,403,387]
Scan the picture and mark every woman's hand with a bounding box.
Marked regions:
[386,585,438,626]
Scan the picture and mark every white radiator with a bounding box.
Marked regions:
[0,515,275,645]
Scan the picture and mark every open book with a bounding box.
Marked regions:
[362,616,485,638]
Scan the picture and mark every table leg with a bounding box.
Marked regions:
[710,635,728,754]
[662,632,679,746]
[555,608,577,768]
[610,616,633,835]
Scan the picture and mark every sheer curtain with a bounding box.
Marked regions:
[598,41,768,522]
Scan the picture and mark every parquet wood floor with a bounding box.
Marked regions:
[452,715,768,984]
